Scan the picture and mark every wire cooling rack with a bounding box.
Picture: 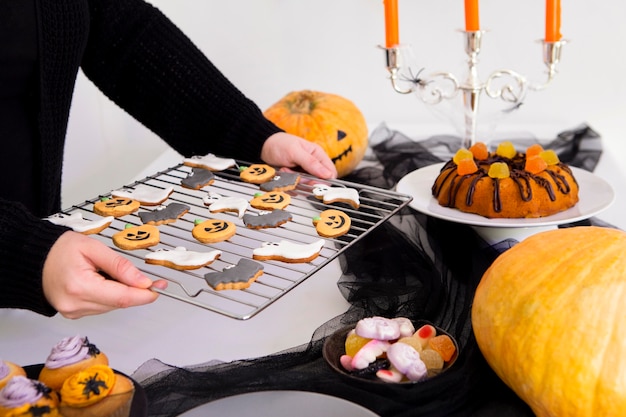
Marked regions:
[64,161,412,320]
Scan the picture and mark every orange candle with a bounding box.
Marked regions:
[384,0,399,48]
[464,0,480,31]
[545,0,562,42]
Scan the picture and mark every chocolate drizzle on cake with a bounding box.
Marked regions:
[432,155,578,215]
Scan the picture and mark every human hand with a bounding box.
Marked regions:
[42,231,168,319]
[261,132,337,179]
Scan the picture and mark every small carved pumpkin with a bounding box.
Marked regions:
[472,226,626,417]
[264,90,368,177]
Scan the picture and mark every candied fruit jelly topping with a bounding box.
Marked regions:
[525,154,548,174]
[469,142,489,160]
[488,162,510,179]
[540,149,560,165]
[495,141,516,159]
[526,143,544,158]
[457,158,478,175]
[452,148,473,165]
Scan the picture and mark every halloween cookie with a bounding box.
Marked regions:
[312,184,360,209]
[45,212,113,235]
[93,197,140,217]
[181,167,215,189]
[183,153,236,171]
[249,191,291,210]
[243,209,292,229]
[239,164,276,184]
[203,191,248,218]
[112,224,160,250]
[259,172,301,192]
[204,258,264,291]
[138,202,190,225]
[145,246,222,270]
[313,209,351,238]
[112,185,174,206]
[192,218,237,243]
[252,239,325,263]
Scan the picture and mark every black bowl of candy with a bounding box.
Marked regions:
[323,317,458,384]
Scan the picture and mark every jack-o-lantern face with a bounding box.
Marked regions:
[263,90,368,177]
[93,197,140,217]
[264,193,284,203]
[105,198,134,208]
[240,164,276,184]
[112,224,160,250]
[192,219,237,243]
[313,209,351,238]
[250,191,291,210]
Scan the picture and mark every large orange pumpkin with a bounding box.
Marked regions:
[263,90,368,177]
[472,226,626,417]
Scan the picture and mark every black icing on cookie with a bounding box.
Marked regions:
[204,258,264,290]
[138,203,190,225]
[181,168,215,189]
[243,209,292,229]
[259,172,300,192]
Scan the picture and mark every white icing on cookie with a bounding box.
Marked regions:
[312,184,360,208]
[183,153,236,171]
[45,212,114,233]
[145,247,221,267]
[253,239,325,261]
[112,185,174,205]
[203,191,249,218]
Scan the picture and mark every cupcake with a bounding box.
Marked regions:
[38,335,108,391]
[0,376,60,417]
[59,364,135,417]
[0,360,26,390]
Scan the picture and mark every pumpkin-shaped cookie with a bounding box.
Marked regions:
[93,197,140,217]
[240,164,276,184]
[313,209,351,238]
[192,219,237,243]
[112,224,160,250]
[249,191,291,210]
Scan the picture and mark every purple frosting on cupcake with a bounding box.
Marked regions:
[0,376,46,408]
[44,335,99,369]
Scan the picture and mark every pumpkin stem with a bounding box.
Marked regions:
[288,91,317,114]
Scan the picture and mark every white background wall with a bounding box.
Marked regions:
[62,0,626,206]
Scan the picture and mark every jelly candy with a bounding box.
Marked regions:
[345,330,372,358]
[428,335,457,362]
[525,155,548,174]
[526,143,544,158]
[540,149,560,165]
[488,162,510,179]
[457,158,478,175]
[419,349,444,372]
[413,324,436,348]
[469,142,489,160]
[397,336,423,353]
[452,148,473,165]
[495,141,516,159]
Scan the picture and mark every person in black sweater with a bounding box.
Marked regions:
[0,0,337,319]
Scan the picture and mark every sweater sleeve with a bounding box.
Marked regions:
[81,0,282,161]
[0,199,69,316]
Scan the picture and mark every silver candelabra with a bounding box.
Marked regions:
[383,30,567,149]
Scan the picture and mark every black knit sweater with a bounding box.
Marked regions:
[0,0,282,316]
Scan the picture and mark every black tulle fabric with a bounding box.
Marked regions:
[133,124,605,417]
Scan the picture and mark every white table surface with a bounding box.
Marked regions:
[1,123,624,378]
